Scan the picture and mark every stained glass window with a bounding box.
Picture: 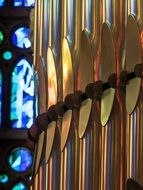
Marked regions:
[24,0,34,7]
[8,147,32,172]
[0,30,4,45]
[0,0,5,6]
[13,0,34,7]
[0,174,9,184]
[2,50,13,60]
[14,0,23,7]
[11,58,34,129]
[12,182,28,190]
[0,71,2,127]
[12,27,31,49]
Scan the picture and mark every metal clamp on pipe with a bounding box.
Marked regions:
[134,63,142,78]
[64,91,88,109]
[119,63,142,86]
[54,101,65,118]
[85,80,102,100]
[85,73,117,100]
[27,106,58,144]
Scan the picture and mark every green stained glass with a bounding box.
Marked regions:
[3,51,13,60]
[0,174,9,184]
[0,31,4,45]
[12,182,27,190]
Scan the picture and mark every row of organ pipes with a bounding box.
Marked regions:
[28,0,143,189]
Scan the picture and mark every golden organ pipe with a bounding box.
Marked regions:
[112,1,127,189]
[44,0,61,185]
[33,0,39,68]
[136,1,143,184]
[125,1,142,183]
[39,0,44,57]
[45,48,59,190]
[59,0,82,189]
[30,0,143,190]
[78,1,103,190]
[32,0,49,186]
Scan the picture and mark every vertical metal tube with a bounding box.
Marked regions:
[46,48,58,189]
[104,1,127,190]
[52,0,61,58]
[126,0,143,184]
[138,98,143,184]
[60,106,81,190]
[39,0,44,57]
[136,1,143,184]
[60,0,78,187]
[99,5,116,188]
[33,0,40,68]
[45,122,61,190]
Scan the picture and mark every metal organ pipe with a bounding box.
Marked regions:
[29,0,143,190]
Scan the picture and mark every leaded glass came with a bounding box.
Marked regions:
[12,27,31,49]
[0,71,2,127]
[11,58,34,128]
[12,182,28,190]
[8,147,32,172]
[0,31,4,45]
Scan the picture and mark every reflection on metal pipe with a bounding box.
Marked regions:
[138,100,143,184]
[52,0,60,57]
[47,48,57,108]
[104,0,112,25]
[67,0,74,42]
[85,0,92,34]
[45,122,60,190]
[130,0,137,16]
[62,38,74,99]
[39,0,44,57]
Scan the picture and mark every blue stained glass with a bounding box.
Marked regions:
[24,0,35,7]
[0,71,2,127]
[14,0,22,7]
[0,0,5,6]
[0,174,9,184]
[11,58,34,128]
[12,182,28,190]
[12,27,31,49]
[8,147,32,172]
